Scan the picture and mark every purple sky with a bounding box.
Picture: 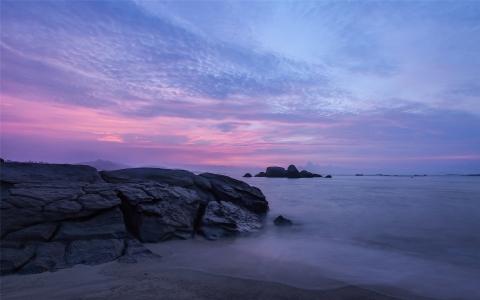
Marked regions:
[1,1,479,174]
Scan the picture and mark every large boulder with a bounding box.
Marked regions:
[265,166,287,178]
[100,170,268,242]
[1,162,269,275]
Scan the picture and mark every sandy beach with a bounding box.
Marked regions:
[1,238,432,300]
[0,261,399,300]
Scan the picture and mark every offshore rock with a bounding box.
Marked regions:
[274,215,293,226]
[265,166,287,177]
[251,165,322,178]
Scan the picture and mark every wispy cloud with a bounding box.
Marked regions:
[1,0,479,172]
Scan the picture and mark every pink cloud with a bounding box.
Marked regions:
[2,95,479,172]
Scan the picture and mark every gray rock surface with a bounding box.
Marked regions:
[201,201,262,240]
[0,243,36,274]
[65,239,124,265]
[1,162,268,274]
[54,208,127,241]
[111,181,204,242]
[19,242,67,274]
[200,173,268,214]
[4,223,58,242]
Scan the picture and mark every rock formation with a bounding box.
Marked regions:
[274,215,293,226]
[265,166,287,177]
[286,165,300,178]
[0,162,268,275]
[252,165,322,178]
[243,173,252,178]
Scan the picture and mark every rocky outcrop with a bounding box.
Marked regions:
[274,215,293,226]
[1,163,268,275]
[100,169,267,243]
[299,170,322,178]
[265,166,287,177]
[243,173,252,178]
[286,165,300,178]
[252,165,322,178]
[0,162,150,275]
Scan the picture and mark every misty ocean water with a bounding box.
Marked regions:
[156,175,480,300]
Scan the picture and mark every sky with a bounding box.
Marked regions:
[1,0,479,174]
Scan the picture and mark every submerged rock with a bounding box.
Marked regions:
[1,162,268,274]
[274,215,293,226]
[325,175,332,178]
[243,173,252,178]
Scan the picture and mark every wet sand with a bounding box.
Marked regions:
[0,238,434,300]
[1,261,399,300]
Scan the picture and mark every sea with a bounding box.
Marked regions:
[153,175,480,300]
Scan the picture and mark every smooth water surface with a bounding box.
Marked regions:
[156,176,480,300]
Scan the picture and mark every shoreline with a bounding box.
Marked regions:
[0,259,402,300]
[1,238,438,300]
